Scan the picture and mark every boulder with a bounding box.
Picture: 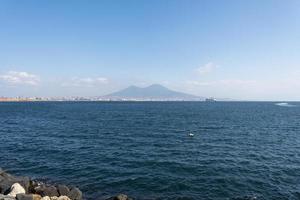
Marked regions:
[0,170,78,200]
[16,194,41,200]
[15,178,30,193]
[106,194,132,200]
[115,194,128,200]
[0,194,16,200]
[0,181,12,195]
[56,186,69,197]
[35,186,58,197]
[0,171,30,194]
[67,188,82,200]
[0,171,13,194]
[7,183,25,197]
[40,197,50,200]
[27,181,38,194]
[57,196,70,200]
[31,195,41,200]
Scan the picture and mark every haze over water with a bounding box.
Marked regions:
[1,102,300,200]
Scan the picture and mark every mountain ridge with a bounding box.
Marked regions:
[104,84,203,101]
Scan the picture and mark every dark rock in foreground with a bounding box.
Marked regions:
[106,194,132,200]
[16,194,41,200]
[57,185,69,197]
[66,188,82,200]
[35,186,59,197]
[0,168,132,200]
[0,169,30,194]
[0,194,16,200]
[0,168,81,200]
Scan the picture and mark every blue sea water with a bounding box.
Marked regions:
[1,102,300,200]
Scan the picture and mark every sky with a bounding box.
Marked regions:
[0,0,300,100]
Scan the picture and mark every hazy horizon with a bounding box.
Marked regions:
[1,0,300,101]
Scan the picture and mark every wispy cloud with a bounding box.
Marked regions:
[0,71,40,86]
[196,62,218,75]
[62,76,108,87]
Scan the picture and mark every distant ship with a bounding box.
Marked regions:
[205,97,217,102]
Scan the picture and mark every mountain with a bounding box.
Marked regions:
[104,84,203,101]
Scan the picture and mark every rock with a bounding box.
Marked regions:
[14,178,30,194]
[0,171,14,181]
[67,188,82,200]
[0,171,13,194]
[0,194,16,200]
[0,180,12,195]
[40,197,50,200]
[35,186,58,197]
[106,194,132,200]
[57,196,70,200]
[0,170,75,200]
[32,195,41,200]
[27,181,38,194]
[115,194,129,200]
[7,183,25,197]
[16,194,41,200]
[0,171,30,194]
[56,186,69,197]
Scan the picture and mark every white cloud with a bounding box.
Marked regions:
[196,62,218,75]
[0,71,40,86]
[62,76,108,87]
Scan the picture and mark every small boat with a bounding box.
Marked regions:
[188,133,194,137]
[205,97,217,102]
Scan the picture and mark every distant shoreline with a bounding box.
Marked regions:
[0,100,299,103]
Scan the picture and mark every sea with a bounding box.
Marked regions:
[1,102,300,200]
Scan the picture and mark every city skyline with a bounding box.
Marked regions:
[1,0,300,100]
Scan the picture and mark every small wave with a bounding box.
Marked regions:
[231,195,260,200]
[275,102,296,107]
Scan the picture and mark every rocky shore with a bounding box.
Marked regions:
[0,168,131,200]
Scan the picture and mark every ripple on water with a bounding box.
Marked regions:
[1,102,300,200]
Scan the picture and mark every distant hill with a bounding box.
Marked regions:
[104,84,203,101]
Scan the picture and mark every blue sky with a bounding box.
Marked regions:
[0,0,300,100]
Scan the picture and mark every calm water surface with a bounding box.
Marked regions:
[1,102,300,200]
